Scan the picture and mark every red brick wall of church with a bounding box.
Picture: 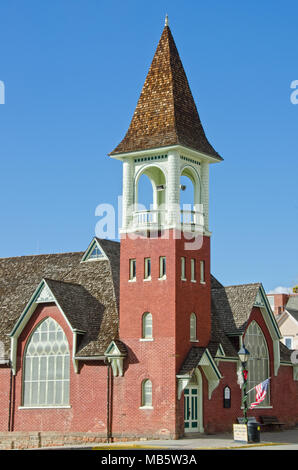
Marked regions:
[199,308,298,433]
[0,367,11,431]
[2,304,109,434]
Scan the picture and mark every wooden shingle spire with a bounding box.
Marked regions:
[110,23,221,160]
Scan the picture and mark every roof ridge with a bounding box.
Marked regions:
[0,251,84,261]
[224,282,261,289]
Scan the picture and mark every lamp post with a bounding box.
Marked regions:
[238,345,250,425]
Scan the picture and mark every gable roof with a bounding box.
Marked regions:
[211,282,262,335]
[0,239,120,361]
[109,25,222,160]
[285,296,298,323]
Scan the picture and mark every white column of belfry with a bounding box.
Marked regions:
[200,161,209,232]
[122,158,134,230]
[167,150,180,228]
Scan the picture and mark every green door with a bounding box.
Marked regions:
[184,387,199,432]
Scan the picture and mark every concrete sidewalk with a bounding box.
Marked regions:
[36,428,298,450]
[92,429,297,450]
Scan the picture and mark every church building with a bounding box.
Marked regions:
[0,19,297,448]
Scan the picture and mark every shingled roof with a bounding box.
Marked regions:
[0,239,120,360]
[211,282,262,335]
[110,25,222,159]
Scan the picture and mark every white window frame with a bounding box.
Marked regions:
[191,259,196,282]
[141,312,153,340]
[159,256,166,280]
[284,336,293,349]
[244,321,270,407]
[190,313,198,342]
[22,318,70,408]
[200,260,205,284]
[140,379,153,408]
[129,258,136,281]
[144,258,151,280]
[181,257,186,281]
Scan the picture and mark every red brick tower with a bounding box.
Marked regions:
[109,18,222,438]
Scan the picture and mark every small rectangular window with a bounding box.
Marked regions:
[144,258,151,280]
[129,259,136,281]
[159,256,166,279]
[191,259,196,282]
[200,260,205,283]
[181,257,186,280]
[285,337,293,349]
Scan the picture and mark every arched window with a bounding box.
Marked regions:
[190,313,197,341]
[141,379,152,407]
[244,321,270,406]
[23,318,70,407]
[142,312,153,339]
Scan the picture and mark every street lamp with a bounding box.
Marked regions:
[238,344,250,424]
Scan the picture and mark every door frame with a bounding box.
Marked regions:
[184,368,204,433]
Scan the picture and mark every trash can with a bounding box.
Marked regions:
[247,422,261,443]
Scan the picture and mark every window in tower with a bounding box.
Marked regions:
[144,258,151,280]
[141,379,153,408]
[181,257,186,281]
[190,313,197,342]
[159,256,166,279]
[200,260,205,284]
[191,259,196,282]
[142,312,153,340]
[129,259,136,281]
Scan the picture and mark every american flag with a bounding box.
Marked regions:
[249,378,270,409]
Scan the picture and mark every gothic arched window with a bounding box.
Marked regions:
[141,379,152,407]
[23,318,70,407]
[190,313,197,341]
[142,312,153,339]
[244,321,270,407]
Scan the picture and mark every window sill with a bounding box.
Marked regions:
[158,276,167,281]
[143,277,151,282]
[19,405,71,410]
[191,280,197,283]
[181,278,187,282]
[200,281,206,285]
[128,279,136,283]
[139,338,154,342]
[139,406,153,410]
[190,339,199,343]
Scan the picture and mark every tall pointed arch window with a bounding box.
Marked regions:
[190,313,197,341]
[244,321,270,407]
[141,379,152,407]
[23,318,70,407]
[142,312,153,339]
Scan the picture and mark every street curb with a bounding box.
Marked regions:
[92,442,289,451]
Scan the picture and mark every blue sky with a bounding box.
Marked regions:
[0,0,297,292]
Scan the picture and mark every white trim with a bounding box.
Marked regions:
[284,310,298,328]
[139,406,154,410]
[110,144,222,165]
[19,406,71,410]
[139,338,154,342]
[9,279,79,375]
[80,238,109,263]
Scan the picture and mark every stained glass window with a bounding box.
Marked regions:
[23,318,70,407]
[244,321,270,407]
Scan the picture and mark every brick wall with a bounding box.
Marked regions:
[116,229,211,438]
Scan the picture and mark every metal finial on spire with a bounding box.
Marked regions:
[165,14,169,27]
